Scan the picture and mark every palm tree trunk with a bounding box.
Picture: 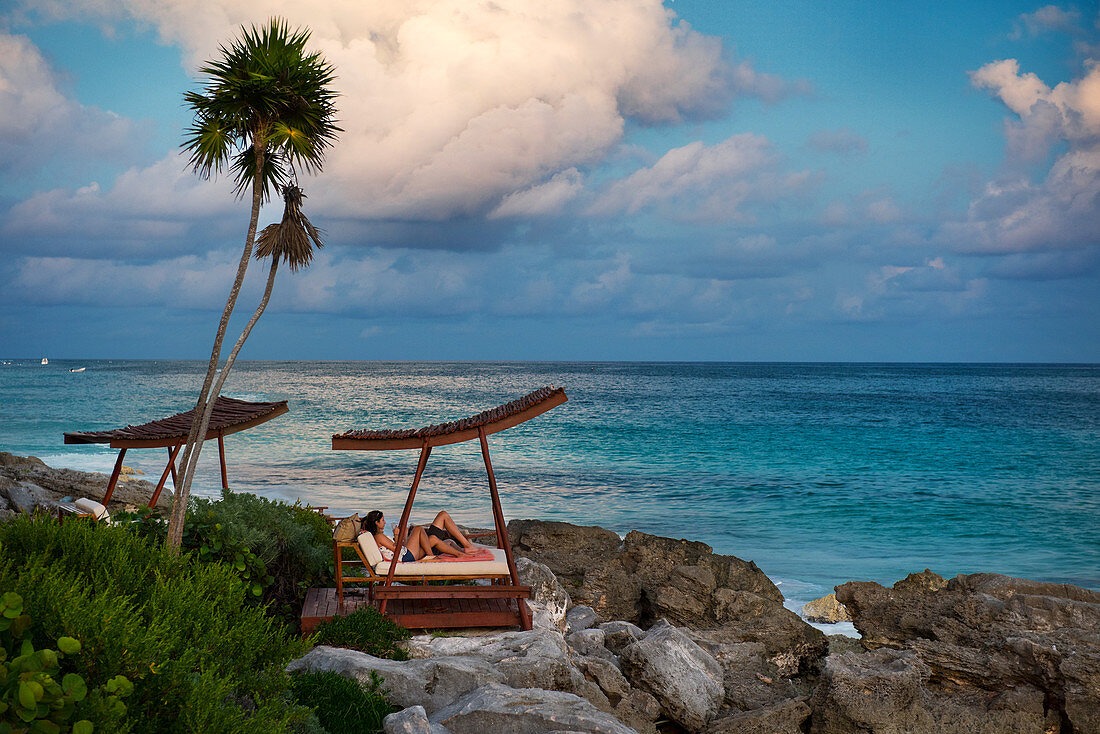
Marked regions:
[168,259,280,522]
[166,143,267,552]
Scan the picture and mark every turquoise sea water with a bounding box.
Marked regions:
[2,360,1097,611]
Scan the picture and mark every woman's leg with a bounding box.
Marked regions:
[431,510,476,551]
[404,526,434,560]
[425,534,464,558]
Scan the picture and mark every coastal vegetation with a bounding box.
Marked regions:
[169,18,340,552]
[0,493,407,733]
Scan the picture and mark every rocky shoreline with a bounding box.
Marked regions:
[294,519,1099,733]
[2,454,1096,732]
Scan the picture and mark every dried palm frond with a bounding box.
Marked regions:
[255,184,324,271]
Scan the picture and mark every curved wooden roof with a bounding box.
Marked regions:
[333,386,567,451]
[64,396,289,449]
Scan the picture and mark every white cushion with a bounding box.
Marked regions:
[74,498,111,525]
[374,546,510,576]
[357,532,384,567]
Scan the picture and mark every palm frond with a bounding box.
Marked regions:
[254,185,324,271]
[180,17,340,199]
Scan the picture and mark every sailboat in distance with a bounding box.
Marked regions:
[41,357,48,365]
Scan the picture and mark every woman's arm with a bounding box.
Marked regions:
[374,532,396,553]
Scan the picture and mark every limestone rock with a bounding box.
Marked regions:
[620,621,725,732]
[384,705,451,734]
[0,452,47,469]
[0,454,171,511]
[401,629,611,712]
[810,648,933,734]
[430,683,636,734]
[598,621,645,655]
[286,646,503,713]
[710,589,828,676]
[836,572,1100,732]
[508,520,783,630]
[566,604,600,633]
[705,697,811,734]
[892,568,948,593]
[516,557,571,632]
[567,628,612,660]
[801,593,852,623]
[2,481,58,514]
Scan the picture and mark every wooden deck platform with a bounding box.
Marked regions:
[301,587,528,636]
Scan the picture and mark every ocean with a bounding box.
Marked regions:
[2,360,1098,619]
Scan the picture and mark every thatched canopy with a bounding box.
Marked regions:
[332,386,566,451]
[65,396,288,449]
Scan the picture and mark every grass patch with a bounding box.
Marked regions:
[313,608,411,660]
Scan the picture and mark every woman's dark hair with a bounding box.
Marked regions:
[362,510,384,534]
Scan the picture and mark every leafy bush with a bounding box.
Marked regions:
[0,591,131,734]
[0,515,315,733]
[312,609,410,660]
[118,490,334,628]
[289,672,396,734]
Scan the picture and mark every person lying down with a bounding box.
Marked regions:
[360,509,478,562]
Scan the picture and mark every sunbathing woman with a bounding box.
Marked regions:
[360,509,476,562]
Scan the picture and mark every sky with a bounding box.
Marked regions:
[1,0,1098,362]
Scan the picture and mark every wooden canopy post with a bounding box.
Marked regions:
[379,444,431,615]
[167,446,178,486]
[149,444,181,508]
[217,430,229,490]
[479,426,531,629]
[101,449,127,504]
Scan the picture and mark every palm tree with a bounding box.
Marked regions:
[167,19,339,551]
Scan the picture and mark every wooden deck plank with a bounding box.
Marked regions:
[301,587,526,635]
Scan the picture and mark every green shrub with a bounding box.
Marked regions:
[0,591,132,734]
[116,490,334,629]
[0,515,316,733]
[289,672,396,734]
[312,609,410,660]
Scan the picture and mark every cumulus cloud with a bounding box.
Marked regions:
[1010,5,1082,39]
[14,0,770,229]
[3,152,241,257]
[0,31,141,173]
[588,133,815,221]
[949,59,1100,255]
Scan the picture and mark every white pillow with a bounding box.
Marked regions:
[357,532,383,567]
[74,498,111,525]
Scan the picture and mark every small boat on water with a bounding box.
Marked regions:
[41,357,48,365]
[70,367,86,373]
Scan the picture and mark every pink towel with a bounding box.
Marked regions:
[421,548,495,563]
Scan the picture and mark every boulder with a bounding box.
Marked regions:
[286,646,504,713]
[430,683,636,734]
[836,572,1100,732]
[705,698,811,734]
[573,656,661,734]
[892,568,948,593]
[566,605,600,633]
[709,589,828,676]
[620,621,725,732]
[686,637,805,713]
[384,705,451,734]
[508,521,784,630]
[801,593,852,624]
[810,648,933,734]
[599,621,645,656]
[2,480,58,514]
[0,452,47,469]
[401,629,611,712]
[508,520,623,578]
[516,557,570,632]
[0,454,171,510]
[567,628,612,661]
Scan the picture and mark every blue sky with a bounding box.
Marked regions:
[1,1,1098,361]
